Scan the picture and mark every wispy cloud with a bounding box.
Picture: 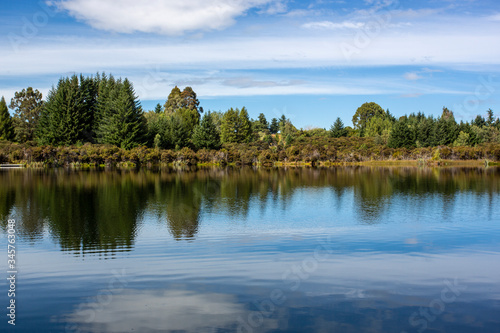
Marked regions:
[302,20,365,29]
[404,72,422,81]
[222,77,305,88]
[50,0,281,35]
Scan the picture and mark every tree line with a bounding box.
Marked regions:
[1,73,499,152]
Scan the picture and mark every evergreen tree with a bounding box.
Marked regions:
[97,78,146,149]
[154,103,162,114]
[269,118,279,134]
[388,117,414,148]
[416,116,437,147]
[220,108,239,144]
[238,107,253,143]
[473,115,486,128]
[0,97,14,141]
[192,111,221,150]
[278,114,287,133]
[435,107,458,146]
[169,114,190,149]
[9,87,44,142]
[453,131,470,147]
[258,113,268,128]
[487,108,495,126]
[37,75,86,145]
[330,117,348,138]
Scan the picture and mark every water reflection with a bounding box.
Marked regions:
[1,167,499,255]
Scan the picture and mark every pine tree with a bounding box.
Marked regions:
[0,97,14,141]
[487,108,495,126]
[330,117,348,138]
[220,108,239,144]
[154,103,162,114]
[435,108,458,146]
[37,75,86,145]
[269,118,279,134]
[9,87,44,142]
[98,78,146,149]
[238,107,253,143]
[192,111,221,150]
[388,117,414,148]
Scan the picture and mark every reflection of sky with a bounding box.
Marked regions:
[5,224,500,332]
[1,170,500,332]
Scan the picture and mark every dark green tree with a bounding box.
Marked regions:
[269,118,279,134]
[486,108,495,126]
[154,103,162,114]
[97,78,146,149]
[192,111,221,150]
[435,107,458,146]
[220,108,239,144]
[0,97,15,141]
[9,87,44,142]
[330,117,348,138]
[388,116,414,148]
[37,75,87,145]
[238,107,253,143]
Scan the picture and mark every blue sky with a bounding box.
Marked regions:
[1,0,500,128]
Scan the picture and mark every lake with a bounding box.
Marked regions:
[1,166,499,333]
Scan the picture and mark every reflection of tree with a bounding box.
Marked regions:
[1,166,499,250]
[163,177,202,240]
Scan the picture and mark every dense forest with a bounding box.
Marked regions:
[1,73,499,166]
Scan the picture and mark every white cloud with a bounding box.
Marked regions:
[404,72,422,81]
[51,0,279,35]
[488,13,500,21]
[302,20,365,29]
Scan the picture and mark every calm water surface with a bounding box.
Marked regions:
[0,167,499,332]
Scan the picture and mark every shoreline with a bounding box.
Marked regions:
[3,159,498,169]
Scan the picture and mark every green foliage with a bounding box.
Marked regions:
[9,87,44,142]
[435,107,459,146]
[164,86,182,115]
[38,75,95,146]
[364,116,392,144]
[192,112,221,150]
[238,107,253,143]
[220,107,253,144]
[221,108,239,143]
[154,103,162,114]
[164,86,201,115]
[352,102,385,136]
[330,117,348,138]
[0,97,14,141]
[453,131,470,147]
[97,78,146,149]
[486,108,495,126]
[388,117,415,148]
[269,118,279,134]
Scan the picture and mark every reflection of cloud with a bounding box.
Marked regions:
[405,237,419,244]
[65,289,249,332]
